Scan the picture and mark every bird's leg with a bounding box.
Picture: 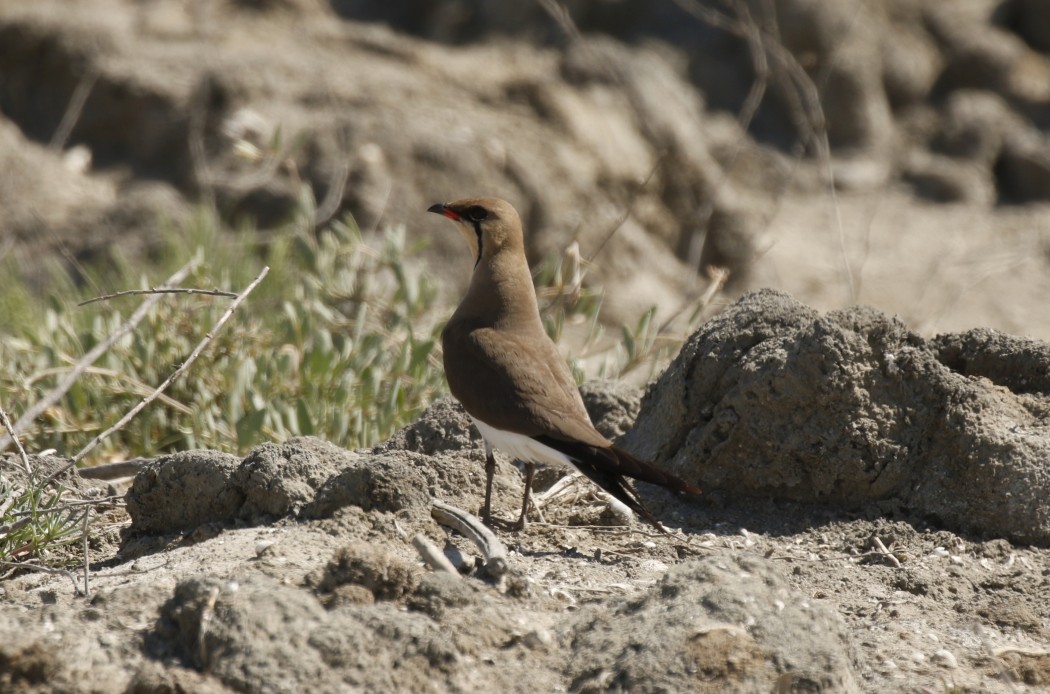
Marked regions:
[513,462,536,531]
[482,441,496,526]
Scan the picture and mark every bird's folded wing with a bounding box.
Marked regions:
[444,326,609,448]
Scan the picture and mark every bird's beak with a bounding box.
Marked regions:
[427,203,461,220]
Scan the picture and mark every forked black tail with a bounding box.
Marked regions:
[533,436,701,533]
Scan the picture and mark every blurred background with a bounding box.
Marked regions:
[1,0,1049,459]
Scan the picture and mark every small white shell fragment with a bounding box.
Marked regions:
[255,540,277,557]
[932,649,958,669]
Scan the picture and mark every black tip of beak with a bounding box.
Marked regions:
[428,202,462,221]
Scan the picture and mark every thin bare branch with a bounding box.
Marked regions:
[82,509,90,597]
[0,560,82,595]
[50,67,99,151]
[0,256,202,453]
[6,494,125,518]
[78,287,237,307]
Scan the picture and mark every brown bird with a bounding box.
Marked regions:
[428,196,700,531]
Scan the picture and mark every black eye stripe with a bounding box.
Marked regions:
[472,222,483,268]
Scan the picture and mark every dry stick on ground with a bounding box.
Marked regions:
[39,265,270,488]
[82,509,90,597]
[5,494,125,518]
[431,499,508,578]
[76,459,151,481]
[410,533,461,576]
[0,256,202,453]
[0,560,81,594]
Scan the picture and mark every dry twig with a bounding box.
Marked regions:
[0,559,82,595]
[431,499,508,578]
[78,287,237,307]
[410,533,460,576]
[0,400,32,476]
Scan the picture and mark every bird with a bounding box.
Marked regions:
[428,196,700,532]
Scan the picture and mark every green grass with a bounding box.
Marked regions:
[1,217,445,460]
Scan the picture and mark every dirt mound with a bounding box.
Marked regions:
[124,384,646,540]
[626,288,1050,545]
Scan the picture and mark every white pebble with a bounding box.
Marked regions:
[255,540,277,557]
[932,650,958,669]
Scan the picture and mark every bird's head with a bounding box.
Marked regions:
[427,197,523,268]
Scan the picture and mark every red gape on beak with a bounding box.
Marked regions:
[427,203,461,220]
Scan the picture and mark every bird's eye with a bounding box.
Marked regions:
[466,206,489,222]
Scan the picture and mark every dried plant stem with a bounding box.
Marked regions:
[82,510,90,597]
[76,459,150,481]
[0,560,82,594]
[410,534,460,576]
[78,287,237,307]
[0,400,32,476]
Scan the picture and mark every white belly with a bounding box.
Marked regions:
[470,416,636,521]
[470,416,575,469]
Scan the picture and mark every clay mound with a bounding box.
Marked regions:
[626,288,1050,545]
[125,437,437,538]
[125,384,652,542]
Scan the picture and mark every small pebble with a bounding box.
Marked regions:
[255,540,277,557]
[932,649,958,669]
[523,629,553,649]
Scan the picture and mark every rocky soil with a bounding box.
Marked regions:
[2,0,1050,692]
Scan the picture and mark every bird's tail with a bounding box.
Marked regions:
[608,444,702,496]
[533,436,700,533]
